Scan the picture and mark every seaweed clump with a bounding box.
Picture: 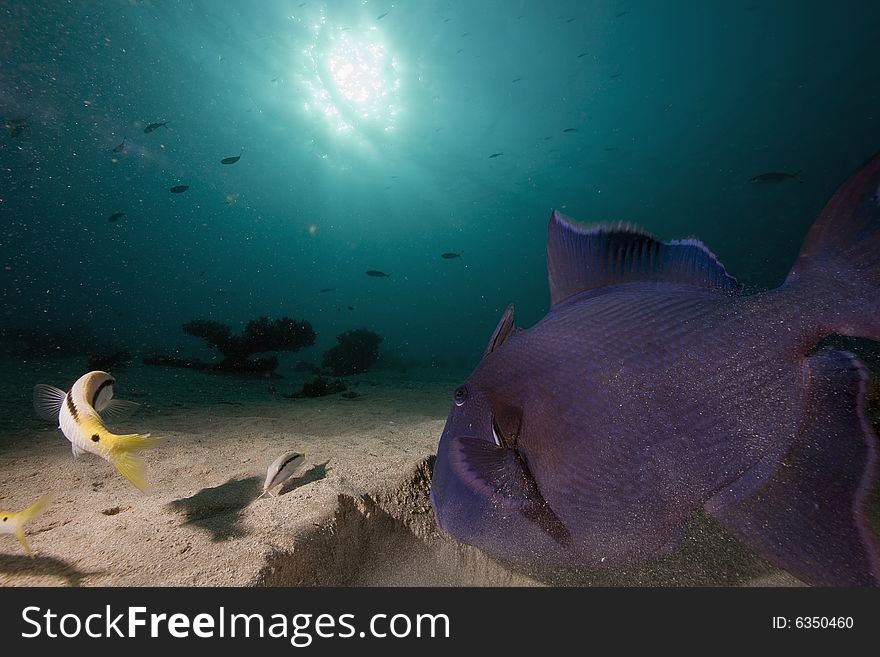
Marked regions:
[321,328,383,376]
[145,316,315,377]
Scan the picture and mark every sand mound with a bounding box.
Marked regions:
[0,360,802,587]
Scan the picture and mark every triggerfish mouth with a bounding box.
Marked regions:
[430,152,880,586]
[34,371,160,491]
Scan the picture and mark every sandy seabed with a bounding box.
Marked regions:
[0,357,801,587]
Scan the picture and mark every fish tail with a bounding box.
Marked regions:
[15,529,33,557]
[14,495,52,557]
[785,151,880,342]
[108,432,160,491]
[111,431,161,452]
[109,451,150,492]
[18,495,52,523]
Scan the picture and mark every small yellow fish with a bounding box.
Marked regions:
[34,371,160,491]
[0,495,52,557]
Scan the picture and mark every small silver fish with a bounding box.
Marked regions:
[260,452,306,497]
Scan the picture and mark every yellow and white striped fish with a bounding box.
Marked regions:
[0,495,51,556]
[34,371,160,491]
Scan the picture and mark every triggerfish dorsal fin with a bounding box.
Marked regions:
[33,384,67,423]
[547,210,741,308]
[449,436,570,545]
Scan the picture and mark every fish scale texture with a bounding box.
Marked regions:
[468,285,803,564]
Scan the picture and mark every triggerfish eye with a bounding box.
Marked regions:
[453,385,468,406]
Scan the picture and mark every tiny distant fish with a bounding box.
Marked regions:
[442,252,462,259]
[750,171,802,183]
[565,17,575,23]
[0,495,52,557]
[461,32,469,37]
[5,118,28,138]
[610,72,622,79]
[319,288,334,293]
[143,122,168,133]
[271,77,279,82]
[34,371,157,491]
[456,49,463,54]
[543,136,553,141]
[577,51,588,58]
[260,451,306,497]
[604,147,619,151]
[377,12,388,20]
[366,270,389,277]
[563,128,578,133]
[443,17,450,22]
[348,305,354,311]
[108,212,125,223]
[221,153,241,165]
[112,137,127,153]
[170,185,189,193]
[489,153,503,158]
[616,10,629,17]
[512,78,522,83]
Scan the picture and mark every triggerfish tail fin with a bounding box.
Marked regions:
[108,433,161,492]
[706,349,880,586]
[785,151,880,341]
[14,495,52,557]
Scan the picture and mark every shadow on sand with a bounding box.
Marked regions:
[0,553,102,586]
[278,460,331,496]
[166,476,262,542]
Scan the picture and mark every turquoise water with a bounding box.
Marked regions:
[2,1,879,370]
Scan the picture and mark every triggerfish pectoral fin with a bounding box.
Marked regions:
[706,349,880,586]
[450,436,570,545]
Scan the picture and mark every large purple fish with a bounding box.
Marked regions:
[430,153,880,586]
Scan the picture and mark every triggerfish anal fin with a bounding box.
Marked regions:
[449,436,570,545]
[546,211,741,308]
[33,384,67,423]
[706,349,880,586]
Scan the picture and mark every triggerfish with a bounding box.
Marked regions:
[34,371,160,491]
[430,152,880,586]
[0,495,51,556]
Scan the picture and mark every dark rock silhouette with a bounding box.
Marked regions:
[321,328,383,376]
[287,375,347,398]
[145,316,315,377]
